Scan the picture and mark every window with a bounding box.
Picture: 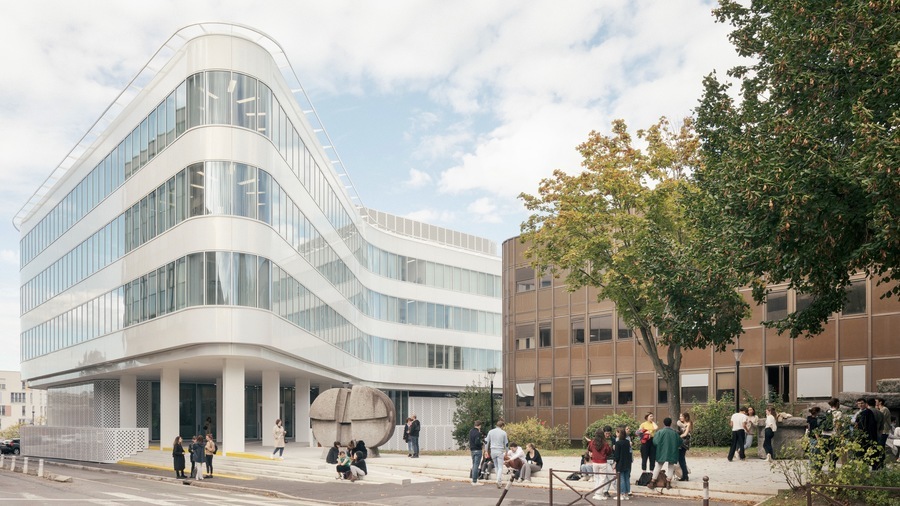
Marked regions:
[797,367,832,400]
[11,392,26,403]
[538,323,551,348]
[572,380,585,406]
[715,371,735,401]
[539,383,552,407]
[516,325,535,350]
[617,316,633,339]
[539,272,552,289]
[589,314,612,342]
[618,377,634,405]
[843,279,866,315]
[842,365,865,392]
[795,292,814,312]
[572,320,585,344]
[767,290,787,320]
[681,373,709,403]
[515,267,535,293]
[516,383,535,407]
[590,378,612,405]
[657,378,668,405]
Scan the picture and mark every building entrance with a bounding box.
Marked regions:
[179,383,217,438]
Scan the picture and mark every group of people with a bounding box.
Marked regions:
[804,397,897,470]
[326,440,369,481]
[632,413,693,495]
[401,414,421,458]
[728,405,777,461]
[171,433,217,480]
[469,419,543,488]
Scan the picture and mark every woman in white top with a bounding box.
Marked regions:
[763,406,777,461]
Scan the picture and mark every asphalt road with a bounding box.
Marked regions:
[0,464,738,505]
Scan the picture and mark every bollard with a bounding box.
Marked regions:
[9,455,16,471]
[38,459,44,478]
[703,475,709,506]
[23,457,28,474]
[0,453,4,467]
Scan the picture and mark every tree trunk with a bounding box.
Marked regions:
[636,327,683,421]
[665,369,681,422]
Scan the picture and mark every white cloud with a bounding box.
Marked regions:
[467,197,502,224]
[404,168,433,188]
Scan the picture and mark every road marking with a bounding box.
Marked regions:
[103,492,181,505]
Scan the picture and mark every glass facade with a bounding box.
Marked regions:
[19,70,500,300]
[21,249,500,371]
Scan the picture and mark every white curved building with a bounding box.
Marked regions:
[15,24,501,459]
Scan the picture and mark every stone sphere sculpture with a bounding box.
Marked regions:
[309,385,396,448]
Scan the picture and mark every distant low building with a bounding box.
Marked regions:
[0,370,47,430]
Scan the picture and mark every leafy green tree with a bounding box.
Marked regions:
[520,118,748,420]
[695,1,900,338]
[451,380,503,449]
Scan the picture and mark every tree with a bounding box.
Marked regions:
[695,1,900,338]
[451,380,503,449]
[519,118,748,420]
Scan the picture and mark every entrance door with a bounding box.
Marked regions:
[766,365,790,403]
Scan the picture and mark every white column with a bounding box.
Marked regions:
[222,359,245,454]
[295,377,311,447]
[215,377,223,441]
[160,369,179,451]
[262,370,280,447]
[119,374,137,428]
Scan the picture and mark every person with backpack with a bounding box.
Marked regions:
[204,433,216,478]
[648,417,680,490]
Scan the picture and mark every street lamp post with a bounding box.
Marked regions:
[732,348,744,413]
[487,368,497,428]
[32,407,35,425]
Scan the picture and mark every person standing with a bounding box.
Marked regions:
[876,398,891,468]
[763,406,778,461]
[820,398,842,470]
[638,412,658,472]
[271,418,286,460]
[588,428,613,500]
[191,435,205,480]
[612,426,633,500]
[204,433,216,478]
[485,419,509,489]
[403,417,413,457]
[172,436,186,479]
[469,420,484,485]
[409,415,421,458]
[744,407,759,453]
[855,398,879,468]
[727,406,749,461]
[677,413,692,481]
[648,418,680,490]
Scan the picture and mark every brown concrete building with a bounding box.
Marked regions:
[503,236,900,440]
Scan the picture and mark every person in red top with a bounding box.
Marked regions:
[587,428,613,500]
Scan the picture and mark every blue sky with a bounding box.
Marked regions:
[0,0,745,371]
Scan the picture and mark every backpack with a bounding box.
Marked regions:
[566,472,581,481]
[213,442,218,455]
[636,471,653,486]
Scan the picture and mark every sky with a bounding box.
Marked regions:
[0,0,746,371]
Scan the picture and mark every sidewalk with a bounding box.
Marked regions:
[36,443,787,504]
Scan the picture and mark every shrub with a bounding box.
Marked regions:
[690,393,734,447]
[504,417,569,450]
[0,422,24,440]
[451,381,502,449]
[583,412,640,447]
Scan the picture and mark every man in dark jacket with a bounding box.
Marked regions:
[469,420,484,485]
[409,415,421,458]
